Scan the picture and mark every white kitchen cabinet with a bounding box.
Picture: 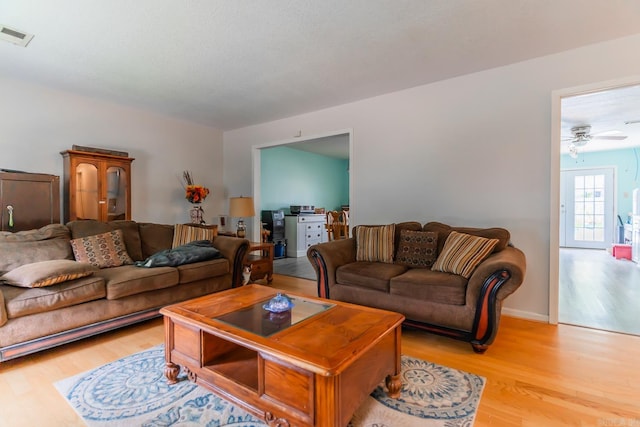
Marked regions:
[284,214,327,257]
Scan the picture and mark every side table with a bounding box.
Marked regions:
[245,241,274,284]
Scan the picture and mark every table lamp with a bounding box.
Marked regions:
[229,196,255,238]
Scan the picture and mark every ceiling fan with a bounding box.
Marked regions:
[563,125,628,158]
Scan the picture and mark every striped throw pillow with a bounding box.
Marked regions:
[431,231,499,278]
[172,224,218,249]
[355,224,395,263]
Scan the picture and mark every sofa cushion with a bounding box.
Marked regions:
[0,224,73,273]
[431,231,499,279]
[336,261,408,292]
[172,224,217,249]
[355,224,395,263]
[66,220,144,261]
[390,268,468,305]
[0,260,98,288]
[177,258,229,284]
[1,276,106,319]
[138,223,174,258]
[95,265,179,300]
[423,222,510,254]
[395,230,438,268]
[70,230,134,268]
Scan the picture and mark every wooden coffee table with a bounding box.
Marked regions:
[160,284,404,427]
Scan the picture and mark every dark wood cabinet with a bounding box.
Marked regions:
[0,172,60,232]
[61,150,134,223]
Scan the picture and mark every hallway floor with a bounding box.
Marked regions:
[559,247,640,336]
[273,256,316,281]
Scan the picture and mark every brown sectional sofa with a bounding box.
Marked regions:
[0,220,249,362]
[307,221,526,353]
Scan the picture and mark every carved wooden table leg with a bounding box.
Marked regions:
[165,361,180,384]
[385,373,402,399]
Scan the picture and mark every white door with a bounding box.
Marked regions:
[560,168,615,249]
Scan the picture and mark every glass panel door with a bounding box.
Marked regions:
[560,168,614,249]
[106,166,127,221]
[75,163,99,220]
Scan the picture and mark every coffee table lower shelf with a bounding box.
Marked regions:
[161,286,403,427]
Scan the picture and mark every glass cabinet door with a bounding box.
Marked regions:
[106,166,127,220]
[75,162,99,220]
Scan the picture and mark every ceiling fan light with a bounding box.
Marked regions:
[568,144,579,159]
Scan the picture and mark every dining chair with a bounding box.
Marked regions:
[326,210,348,241]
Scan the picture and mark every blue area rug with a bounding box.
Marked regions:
[55,345,484,426]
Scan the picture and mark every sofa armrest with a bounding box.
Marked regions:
[307,238,357,298]
[465,245,526,351]
[212,236,250,287]
[467,245,526,302]
[0,289,7,327]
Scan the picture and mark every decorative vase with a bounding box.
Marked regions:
[189,204,204,224]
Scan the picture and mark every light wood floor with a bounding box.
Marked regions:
[559,248,640,335]
[1,275,639,427]
[273,256,316,281]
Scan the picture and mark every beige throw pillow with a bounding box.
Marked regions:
[431,231,499,279]
[70,230,134,268]
[355,224,395,263]
[0,259,97,288]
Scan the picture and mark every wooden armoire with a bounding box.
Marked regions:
[60,149,134,223]
[0,171,61,232]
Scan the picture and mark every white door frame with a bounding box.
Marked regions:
[250,129,353,242]
[549,75,640,325]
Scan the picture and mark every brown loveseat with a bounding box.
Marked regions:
[0,220,249,362]
[307,221,526,353]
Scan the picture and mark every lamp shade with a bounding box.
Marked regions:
[229,196,255,218]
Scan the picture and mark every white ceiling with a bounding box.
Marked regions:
[1,1,640,132]
[285,134,350,159]
[561,84,640,154]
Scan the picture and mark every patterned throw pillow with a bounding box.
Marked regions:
[70,230,134,268]
[355,224,395,263]
[0,259,97,288]
[395,230,438,268]
[171,224,218,249]
[431,231,499,279]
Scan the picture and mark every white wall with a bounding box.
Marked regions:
[0,76,223,225]
[224,34,640,320]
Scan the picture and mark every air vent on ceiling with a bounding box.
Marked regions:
[0,25,34,47]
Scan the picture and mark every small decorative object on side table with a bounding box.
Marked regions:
[245,241,274,284]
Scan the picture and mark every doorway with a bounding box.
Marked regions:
[551,79,640,336]
[250,129,352,243]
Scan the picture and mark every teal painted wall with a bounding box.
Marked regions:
[561,147,640,222]
[260,146,349,214]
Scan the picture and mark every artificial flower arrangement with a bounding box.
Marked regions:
[183,171,210,204]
